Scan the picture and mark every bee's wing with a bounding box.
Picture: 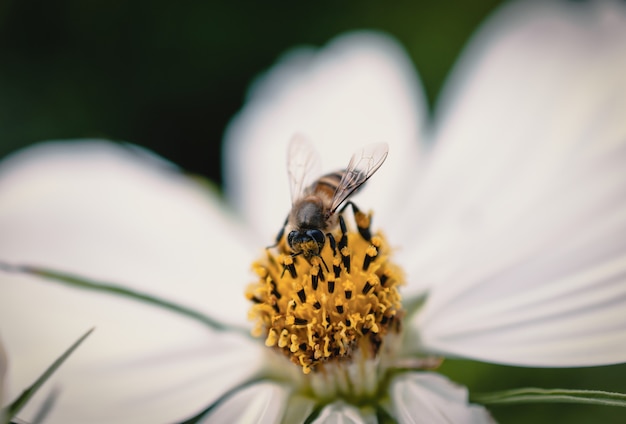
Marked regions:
[287,134,322,205]
[330,142,389,213]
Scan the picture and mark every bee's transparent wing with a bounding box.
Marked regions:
[330,142,389,213]
[287,134,322,205]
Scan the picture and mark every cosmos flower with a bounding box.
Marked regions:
[1,0,626,423]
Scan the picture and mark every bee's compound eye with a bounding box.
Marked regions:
[307,229,325,246]
[287,231,298,248]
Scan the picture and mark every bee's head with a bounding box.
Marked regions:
[287,229,325,259]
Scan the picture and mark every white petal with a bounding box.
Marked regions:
[2,273,265,424]
[404,1,626,365]
[224,31,426,242]
[312,401,376,424]
[0,141,268,422]
[391,372,493,424]
[281,394,316,424]
[0,140,256,327]
[200,381,288,424]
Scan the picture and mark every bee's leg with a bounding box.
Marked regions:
[268,215,289,249]
[341,201,372,242]
[328,232,337,255]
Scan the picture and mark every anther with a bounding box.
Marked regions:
[362,280,374,295]
[341,247,351,272]
[328,280,335,294]
[287,299,296,313]
[363,245,378,271]
[294,317,308,325]
[282,256,297,279]
[333,262,342,279]
[352,205,372,242]
[297,288,306,303]
[311,273,319,290]
[270,279,282,299]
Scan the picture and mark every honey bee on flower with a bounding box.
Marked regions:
[248,135,404,377]
[277,133,388,263]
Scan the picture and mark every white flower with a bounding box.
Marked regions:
[1,1,626,423]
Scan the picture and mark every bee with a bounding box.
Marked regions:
[275,134,389,263]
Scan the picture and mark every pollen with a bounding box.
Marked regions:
[246,213,403,375]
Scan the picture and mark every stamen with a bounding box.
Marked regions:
[311,273,319,290]
[282,256,297,278]
[362,280,374,295]
[327,280,335,294]
[333,260,342,279]
[355,210,372,241]
[379,273,388,287]
[362,244,378,271]
[297,288,306,303]
[270,279,281,299]
[341,247,351,272]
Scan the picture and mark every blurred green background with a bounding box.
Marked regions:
[0,0,507,185]
[1,0,625,422]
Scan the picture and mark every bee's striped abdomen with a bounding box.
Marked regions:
[311,171,344,199]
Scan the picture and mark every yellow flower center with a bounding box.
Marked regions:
[246,212,404,376]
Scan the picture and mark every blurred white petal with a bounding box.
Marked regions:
[1,273,264,424]
[403,1,626,365]
[312,401,376,424]
[223,31,426,242]
[280,394,317,424]
[0,140,255,327]
[200,381,288,424]
[391,372,493,424]
[0,140,266,422]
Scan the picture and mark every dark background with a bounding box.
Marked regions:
[2,1,626,422]
[0,0,503,186]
